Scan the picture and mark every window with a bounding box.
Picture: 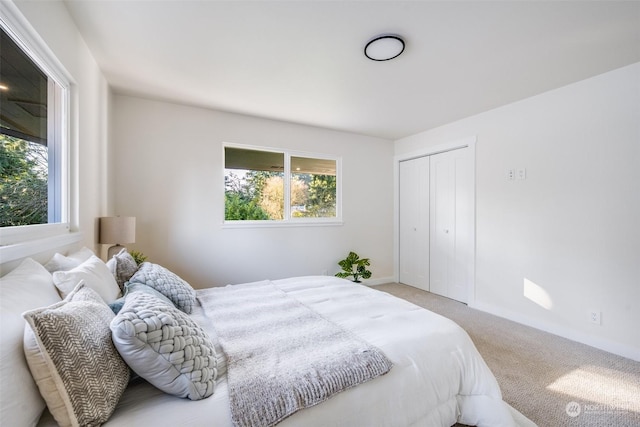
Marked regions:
[224,145,341,225]
[0,5,72,257]
[0,21,69,240]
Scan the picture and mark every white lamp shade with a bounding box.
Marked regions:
[99,216,136,244]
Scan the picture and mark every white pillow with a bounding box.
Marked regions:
[23,282,129,427]
[43,253,80,273]
[106,256,116,276]
[0,258,62,427]
[66,246,95,263]
[53,255,120,303]
[43,247,95,273]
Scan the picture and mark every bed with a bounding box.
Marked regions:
[0,248,536,427]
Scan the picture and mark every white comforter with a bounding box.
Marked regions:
[38,276,535,427]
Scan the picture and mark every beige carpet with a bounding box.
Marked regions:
[374,283,640,427]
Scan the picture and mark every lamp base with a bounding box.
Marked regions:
[107,244,127,259]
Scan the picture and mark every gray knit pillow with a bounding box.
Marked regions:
[23,282,129,427]
[110,291,216,400]
[112,248,139,292]
[127,262,196,313]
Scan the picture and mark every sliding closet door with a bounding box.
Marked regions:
[399,157,430,290]
[429,148,473,303]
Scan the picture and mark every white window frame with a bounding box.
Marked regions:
[0,2,76,259]
[222,142,343,228]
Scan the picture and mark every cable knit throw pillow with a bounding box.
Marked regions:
[110,291,217,400]
[22,282,130,427]
[127,262,196,313]
[108,282,176,314]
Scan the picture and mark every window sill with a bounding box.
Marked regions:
[0,231,83,264]
[222,220,344,229]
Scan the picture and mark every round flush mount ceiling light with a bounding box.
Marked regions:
[364,35,405,61]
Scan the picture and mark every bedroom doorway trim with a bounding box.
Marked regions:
[394,136,476,306]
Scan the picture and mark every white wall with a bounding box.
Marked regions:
[394,63,640,361]
[112,95,394,287]
[0,1,111,274]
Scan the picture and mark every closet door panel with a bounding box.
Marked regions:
[429,148,472,303]
[450,151,472,303]
[429,152,454,298]
[399,157,430,290]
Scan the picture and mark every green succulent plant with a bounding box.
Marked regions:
[335,251,372,283]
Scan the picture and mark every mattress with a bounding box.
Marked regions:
[37,276,535,427]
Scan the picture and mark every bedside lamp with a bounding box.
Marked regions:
[99,216,136,259]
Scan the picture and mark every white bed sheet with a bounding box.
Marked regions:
[38,276,535,427]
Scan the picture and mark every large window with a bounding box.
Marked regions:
[224,145,341,225]
[0,24,68,233]
[0,9,70,251]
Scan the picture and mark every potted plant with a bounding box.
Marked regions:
[129,250,147,266]
[335,251,372,283]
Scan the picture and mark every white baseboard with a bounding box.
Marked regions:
[363,276,395,287]
[470,300,640,363]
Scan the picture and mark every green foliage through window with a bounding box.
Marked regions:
[224,146,339,222]
[292,173,336,218]
[0,134,48,226]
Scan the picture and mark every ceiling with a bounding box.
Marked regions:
[62,1,640,140]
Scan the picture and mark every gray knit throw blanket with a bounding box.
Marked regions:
[197,281,392,427]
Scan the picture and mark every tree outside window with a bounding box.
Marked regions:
[0,134,48,226]
[224,146,339,223]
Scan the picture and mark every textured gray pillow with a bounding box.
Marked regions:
[125,281,174,305]
[23,282,130,427]
[111,248,139,292]
[127,262,196,313]
[110,291,217,400]
[108,282,176,314]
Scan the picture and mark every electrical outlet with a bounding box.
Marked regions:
[589,310,601,325]
[507,169,515,180]
[517,168,527,180]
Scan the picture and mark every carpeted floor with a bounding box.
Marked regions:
[374,283,640,427]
